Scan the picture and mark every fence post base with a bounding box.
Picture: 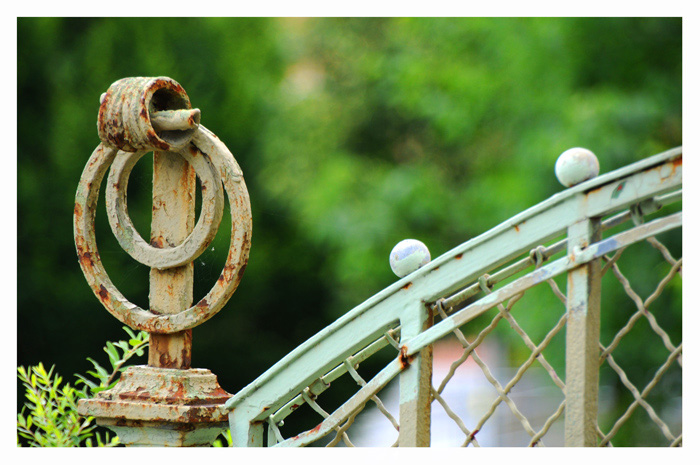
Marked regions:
[78,366,231,446]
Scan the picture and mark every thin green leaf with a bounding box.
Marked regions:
[74,374,97,389]
[115,341,130,352]
[104,342,120,366]
[86,358,109,379]
[122,326,137,340]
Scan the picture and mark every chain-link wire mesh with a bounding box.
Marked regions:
[596,218,682,446]
[420,233,571,446]
[411,198,680,447]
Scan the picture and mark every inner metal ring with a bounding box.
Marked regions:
[105,147,224,270]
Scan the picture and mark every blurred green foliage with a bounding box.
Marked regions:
[18,17,680,446]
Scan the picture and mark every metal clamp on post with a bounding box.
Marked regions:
[74,77,252,446]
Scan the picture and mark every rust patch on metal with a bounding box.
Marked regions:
[402,282,413,290]
[399,345,413,369]
[118,387,151,401]
[514,224,520,232]
[98,284,109,303]
[175,422,196,432]
[236,261,247,281]
[455,253,463,260]
[181,346,192,368]
[170,380,187,399]
[219,263,236,283]
[158,353,176,368]
[116,418,143,427]
[666,156,682,178]
[585,184,605,198]
[77,242,95,268]
[427,301,435,322]
[147,131,170,151]
[149,331,192,369]
[79,252,94,268]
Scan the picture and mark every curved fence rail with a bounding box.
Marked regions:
[225,147,682,447]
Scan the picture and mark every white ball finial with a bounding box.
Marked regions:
[390,239,431,278]
[555,147,599,187]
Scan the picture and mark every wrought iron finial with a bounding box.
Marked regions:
[74,76,252,446]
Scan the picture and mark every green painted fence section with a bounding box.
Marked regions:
[226,148,682,447]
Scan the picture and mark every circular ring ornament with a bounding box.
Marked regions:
[105,146,224,270]
[74,126,252,333]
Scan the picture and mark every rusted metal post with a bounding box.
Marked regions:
[148,150,195,369]
[75,76,252,446]
[398,302,433,447]
[564,217,602,446]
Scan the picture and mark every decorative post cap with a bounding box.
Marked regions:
[555,147,600,187]
[390,239,431,278]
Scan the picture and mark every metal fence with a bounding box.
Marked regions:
[71,78,681,447]
[225,147,682,447]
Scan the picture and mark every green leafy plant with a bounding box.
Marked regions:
[17,327,149,447]
[75,326,149,395]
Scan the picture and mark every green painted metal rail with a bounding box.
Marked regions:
[225,147,682,447]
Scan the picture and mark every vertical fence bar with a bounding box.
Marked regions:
[229,409,264,447]
[564,217,602,446]
[398,302,433,447]
[148,150,195,368]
